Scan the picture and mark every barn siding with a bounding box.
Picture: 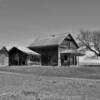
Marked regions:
[0,47,9,66]
[0,54,9,66]
[9,47,41,66]
[30,46,58,66]
[60,35,78,50]
[58,35,78,66]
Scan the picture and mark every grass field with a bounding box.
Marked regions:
[0,65,100,79]
[0,66,100,100]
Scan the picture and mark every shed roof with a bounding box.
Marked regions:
[29,33,77,47]
[0,46,8,55]
[10,46,40,55]
[0,46,8,52]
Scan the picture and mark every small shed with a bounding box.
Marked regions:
[0,46,9,66]
[9,46,41,66]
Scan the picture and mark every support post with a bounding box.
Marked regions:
[58,48,61,67]
[77,56,79,66]
[39,55,41,66]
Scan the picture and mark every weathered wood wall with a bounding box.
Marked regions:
[58,35,78,66]
[9,49,27,65]
[30,46,58,66]
[9,48,41,66]
[0,47,9,66]
[0,54,9,66]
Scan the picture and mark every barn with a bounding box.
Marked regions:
[28,33,84,66]
[9,46,41,66]
[0,46,9,66]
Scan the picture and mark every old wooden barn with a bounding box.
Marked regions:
[9,46,41,66]
[28,33,83,66]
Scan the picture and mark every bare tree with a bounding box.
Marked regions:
[77,30,100,56]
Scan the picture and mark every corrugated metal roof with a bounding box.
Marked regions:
[29,33,69,47]
[10,46,40,55]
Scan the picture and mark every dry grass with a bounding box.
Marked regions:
[0,68,99,100]
[0,66,100,79]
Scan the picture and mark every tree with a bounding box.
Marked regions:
[77,30,100,56]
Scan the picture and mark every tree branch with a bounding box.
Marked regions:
[77,36,100,56]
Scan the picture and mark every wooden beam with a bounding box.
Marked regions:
[58,47,61,66]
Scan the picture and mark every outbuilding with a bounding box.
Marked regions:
[9,46,41,66]
[0,46,9,66]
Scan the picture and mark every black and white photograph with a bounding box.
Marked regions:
[0,0,100,100]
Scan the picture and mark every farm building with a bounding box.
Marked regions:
[28,33,84,66]
[9,46,41,66]
[0,46,9,66]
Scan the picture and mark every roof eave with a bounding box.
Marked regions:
[28,44,59,48]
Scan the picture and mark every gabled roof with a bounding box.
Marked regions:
[0,46,8,52]
[29,33,78,48]
[9,46,40,55]
[0,46,8,54]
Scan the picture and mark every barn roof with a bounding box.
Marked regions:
[10,46,40,55]
[29,33,78,47]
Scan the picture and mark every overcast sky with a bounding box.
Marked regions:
[0,0,100,48]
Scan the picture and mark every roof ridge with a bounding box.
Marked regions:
[10,46,40,55]
[29,33,71,47]
[38,33,68,38]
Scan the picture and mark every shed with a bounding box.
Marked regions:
[0,46,9,66]
[9,46,41,66]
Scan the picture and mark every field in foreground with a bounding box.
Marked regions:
[0,65,100,79]
[0,66,100,100]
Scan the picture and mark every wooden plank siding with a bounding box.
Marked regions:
[9,47,41,66]
[58,35,78,66]
[30,46,58,66]
[0,47,9,66]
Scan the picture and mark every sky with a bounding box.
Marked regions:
[0,0,100,48]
